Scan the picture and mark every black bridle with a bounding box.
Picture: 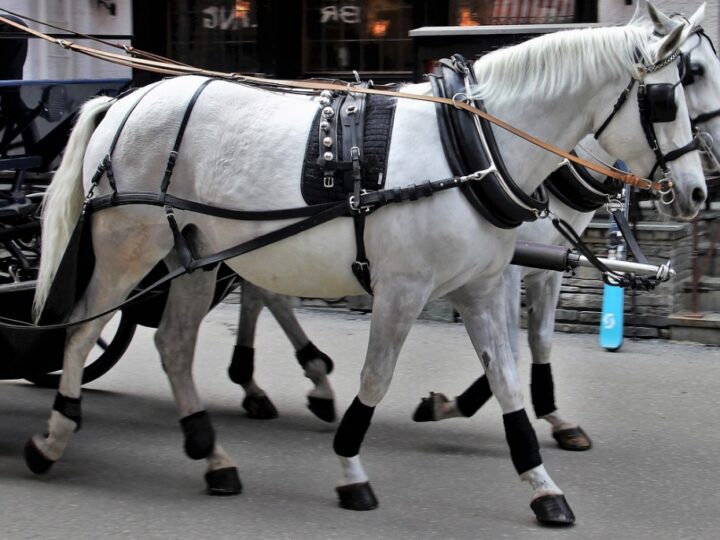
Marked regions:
[679,26,720,128]
[593,48,698,204]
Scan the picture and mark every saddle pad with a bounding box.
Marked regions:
[301,94,397,205]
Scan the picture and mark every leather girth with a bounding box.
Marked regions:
[430,55,548,229]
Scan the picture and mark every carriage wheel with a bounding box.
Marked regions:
[24,311,136,388]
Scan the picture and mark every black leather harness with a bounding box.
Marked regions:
[429,55,549,229]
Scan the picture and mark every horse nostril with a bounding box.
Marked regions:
[691,187,707,204]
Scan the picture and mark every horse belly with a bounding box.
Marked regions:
[215,218,366,298]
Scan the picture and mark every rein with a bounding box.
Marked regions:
[0,13,666,193]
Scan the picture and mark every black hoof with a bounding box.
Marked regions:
[530,494,575,526]
[412,392,448,422]
[336,482,378,511]
[23,439,55,475]
[552,426,592,451]
[242,395,278,420]
[307,396,336,422]
[205,467,242,496]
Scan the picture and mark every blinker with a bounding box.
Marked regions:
[645,83,678,123]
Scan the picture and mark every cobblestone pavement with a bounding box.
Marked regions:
[1,303,718,540]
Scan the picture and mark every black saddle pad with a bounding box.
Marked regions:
[301,94,396,205]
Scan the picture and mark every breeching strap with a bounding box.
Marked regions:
[0,14,662,192]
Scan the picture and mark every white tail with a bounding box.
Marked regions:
[32,96,115,321]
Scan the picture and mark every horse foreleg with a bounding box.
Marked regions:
[412,265,523,423]
[448,278,575,526]
[227,281,278,419]
[525,271,591,451]
[155,262,241,495]
[256,285,336,422]
[334,280,430,511]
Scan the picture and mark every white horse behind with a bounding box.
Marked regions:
[28,4,705,526]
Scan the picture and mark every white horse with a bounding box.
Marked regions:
[414,1,719,452]
[27,7,706,526]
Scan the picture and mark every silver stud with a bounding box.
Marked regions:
[322,106,334,118]
[323,137,333,148]
[320,90,333,99]
[323,151,334,161]
[320,121,330,131]
[319,97,330,106]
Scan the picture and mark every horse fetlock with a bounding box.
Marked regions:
[45,410,79,458]
[521,465,562,498]
[296,342,334,375]
[180,410,216,460]
[303,358,329,382]
[338,455,369,485]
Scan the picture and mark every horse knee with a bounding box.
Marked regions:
[180,411,216,460]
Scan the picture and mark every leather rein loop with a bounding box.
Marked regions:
[0,14,665,192]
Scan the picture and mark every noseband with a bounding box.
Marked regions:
[593,48,697,205]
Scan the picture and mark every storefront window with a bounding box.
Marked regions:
[450,0,576,25]
[303,0,414,75]
[169,0,259,73]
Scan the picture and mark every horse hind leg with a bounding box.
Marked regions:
[256,284,336,422]
[155,248,241,495]
[24,216,171,474]
[524,271,591,451]
[230,282,336,422]
[227,281,279,420]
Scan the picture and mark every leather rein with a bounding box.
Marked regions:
[0,13,674,193]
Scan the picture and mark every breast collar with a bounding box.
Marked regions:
[430,54,548,229]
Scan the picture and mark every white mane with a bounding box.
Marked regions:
[471,25,653,104]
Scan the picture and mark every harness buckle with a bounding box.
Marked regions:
[348,190,371,214]
[323,174,335,189]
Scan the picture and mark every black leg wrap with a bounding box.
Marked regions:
[531,363,557,418]
[53,393,82,432]
[228,345,255,385]
[336,482,379,511]
[23,439,55,475]
[503,409,542,475]
[205,467,242,496]
[296,341,334,375]
[455,376,493,417]
[180,411,216,460]
[333,396,375,457]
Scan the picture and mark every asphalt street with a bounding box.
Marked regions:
[1,302,719,540]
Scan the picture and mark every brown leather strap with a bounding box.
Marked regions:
[0,15,664,191]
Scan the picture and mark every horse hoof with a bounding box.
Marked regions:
[23,439,55,475]
[242,395,278,419]
[530,494,575,526]
[552,426,592,451]
[336,482,378,511]
[307,396,336,422]
[412,392,449,422]
[205,467,242,496]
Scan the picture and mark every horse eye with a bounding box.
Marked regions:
[691,63,705,77]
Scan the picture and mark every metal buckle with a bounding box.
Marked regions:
[348,189,370,214]
[323,174,335,189]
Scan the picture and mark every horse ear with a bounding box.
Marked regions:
[686,3,706,29]
[653,21,686,61]
[646,1,676,34]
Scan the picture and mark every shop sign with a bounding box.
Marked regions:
[320,5,361,24]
